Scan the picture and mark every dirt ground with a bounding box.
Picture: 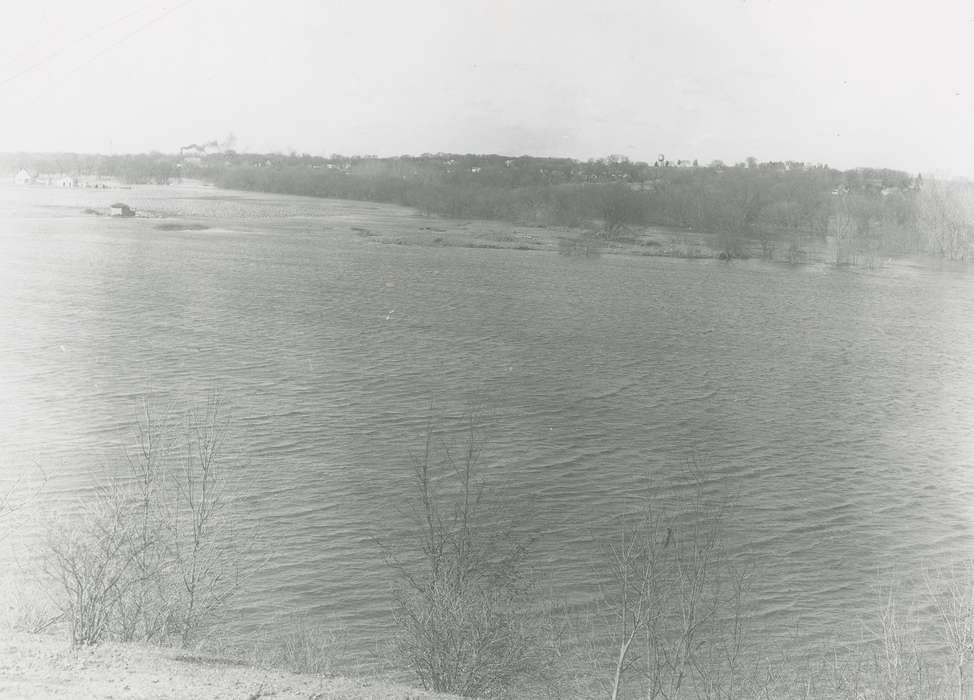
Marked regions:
[0,631,451,700]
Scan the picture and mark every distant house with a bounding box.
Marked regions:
[14,169,32,185]
[109,203,135,217]
[58,176,77,188]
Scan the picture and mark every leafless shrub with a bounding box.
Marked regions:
[44,484,153,645]
[603,476,766,700]
[868,589,931,699]
[112,400,177,643]
[558,234,603,257]
[378,416,543,698]
[0,468,53,631]
[917,178,974,261]
[265,616,344,676]
[818,607,930,699]
[925,560,974,699]
[169,397,243,646]
[43,395,249,647]
[763,583,951,700]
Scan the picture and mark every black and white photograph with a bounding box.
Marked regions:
[2,2,974,698]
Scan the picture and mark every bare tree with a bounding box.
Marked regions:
[114,399,176,642]
[917,178,974,261]
[44,396,250,647]
[604,478,761,699]
[379,416,541,697]
[170,396,242,646]
[44,484,153,645]
[592,184,645,237]
[925,561,974,700]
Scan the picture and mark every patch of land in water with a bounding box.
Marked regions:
[346,216,738,259]
[154,222,210,231]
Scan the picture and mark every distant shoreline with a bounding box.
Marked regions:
[10,151,964,265]
[0,179,912,268]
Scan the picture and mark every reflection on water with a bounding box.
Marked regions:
[1,183,973,669]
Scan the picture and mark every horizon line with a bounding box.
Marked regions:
[0,149,935,176]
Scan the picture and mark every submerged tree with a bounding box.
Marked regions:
[917,178,974,261]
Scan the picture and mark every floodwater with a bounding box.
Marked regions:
[2,183,973,676]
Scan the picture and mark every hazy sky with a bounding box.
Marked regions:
[2,1,973,174]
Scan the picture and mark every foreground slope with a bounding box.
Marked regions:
[0,631,451,700]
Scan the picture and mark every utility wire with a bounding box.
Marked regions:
[1,0,198,91]
[0,0,162,89]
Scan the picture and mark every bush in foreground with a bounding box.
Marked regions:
[44,397,249,646]
[601,476,761,700]
[600,494,974,699]
[378,417,547,698]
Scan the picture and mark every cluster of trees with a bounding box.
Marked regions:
[6,148,974,262]
[916,177,974,261]
[207,154,934,261]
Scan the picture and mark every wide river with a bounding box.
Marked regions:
[2,183,973,676]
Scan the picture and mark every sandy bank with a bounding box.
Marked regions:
[0,631,453,700]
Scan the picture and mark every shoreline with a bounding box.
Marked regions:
[0,630,454,700]
[0,180,927,269]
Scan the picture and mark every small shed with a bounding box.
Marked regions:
[109,203,135,217]
[14,169,32,185]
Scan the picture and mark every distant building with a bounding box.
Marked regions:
[109,203,135,217]
[14,169,32,185]
[57,176,77,188]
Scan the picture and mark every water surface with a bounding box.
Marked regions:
[2,183,973,671]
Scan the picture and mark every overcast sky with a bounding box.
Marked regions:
[1,1,972,174]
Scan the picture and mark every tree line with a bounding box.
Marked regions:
[198,153,965,263]
[5,150,974,262]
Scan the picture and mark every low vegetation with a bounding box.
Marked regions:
[6,404,973,698]
[368,421,974,699]
[42,397,248,647]
[376,417,548,698]
[603,481,760,700]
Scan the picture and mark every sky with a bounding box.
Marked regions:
[1,0,973,175]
